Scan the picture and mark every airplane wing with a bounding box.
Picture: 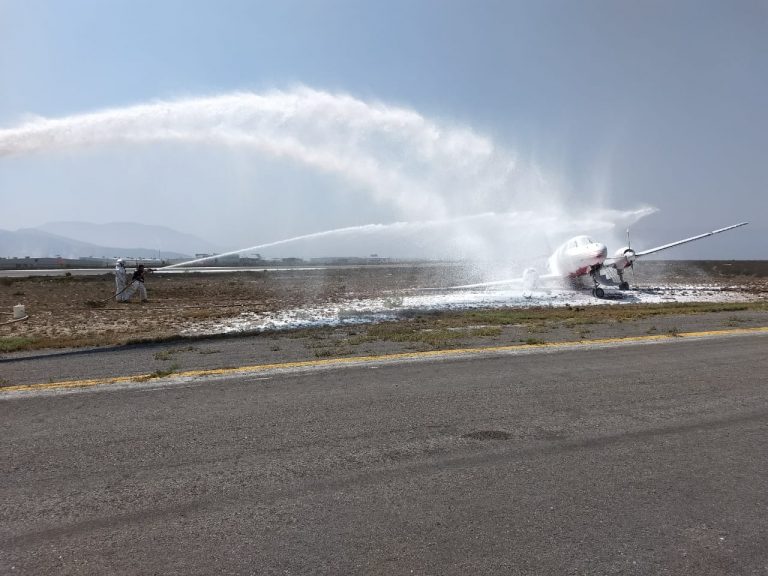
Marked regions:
[603,221,748,270]
[634,222,748,257]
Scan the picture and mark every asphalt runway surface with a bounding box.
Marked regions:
[2,333,767,575]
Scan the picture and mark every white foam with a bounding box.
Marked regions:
[183,284,760,335]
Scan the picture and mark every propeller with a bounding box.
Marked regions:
[626,227,636,284]
[623,228,637,262]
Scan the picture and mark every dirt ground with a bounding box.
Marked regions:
[0,265,458,349]
[1,262,767,352]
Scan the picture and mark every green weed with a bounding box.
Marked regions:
[142,362,181,380]
[0,336,36,353]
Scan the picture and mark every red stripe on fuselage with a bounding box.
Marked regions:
[569,266,590,278]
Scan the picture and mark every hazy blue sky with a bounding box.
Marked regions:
[1,0,765,258]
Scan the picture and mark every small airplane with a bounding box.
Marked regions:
[457,221,749,298]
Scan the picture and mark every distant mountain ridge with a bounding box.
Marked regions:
[36,221,219,255]
[0,222,218,259]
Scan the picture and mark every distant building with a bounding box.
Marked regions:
[192,253,239,266]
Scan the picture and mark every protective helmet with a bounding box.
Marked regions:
[116,258,125,265]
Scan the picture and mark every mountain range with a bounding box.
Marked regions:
[0,222,220,260]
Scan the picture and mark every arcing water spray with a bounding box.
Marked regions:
[0,87,655,264]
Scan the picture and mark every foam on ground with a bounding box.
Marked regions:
[185,284,760,335]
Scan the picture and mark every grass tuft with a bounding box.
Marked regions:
[0,336,36,353]
[138,362,181,381]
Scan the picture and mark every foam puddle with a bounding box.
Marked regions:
[183,284,759,336]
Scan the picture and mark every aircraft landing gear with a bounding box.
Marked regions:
[590,268,606,299]
[617,269,630,291]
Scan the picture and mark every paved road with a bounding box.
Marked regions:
[2,334,767,575]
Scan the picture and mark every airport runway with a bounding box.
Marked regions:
[2,334,767,575]
[0,263,439,278]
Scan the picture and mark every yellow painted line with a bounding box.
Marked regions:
[3,326,768,395]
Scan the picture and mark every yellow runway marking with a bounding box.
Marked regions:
[4,326,768,395]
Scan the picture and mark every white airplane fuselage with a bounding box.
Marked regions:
[548,235,608,277]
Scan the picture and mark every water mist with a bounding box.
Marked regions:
[0,86,655,271]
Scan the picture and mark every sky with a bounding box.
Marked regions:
[0,0,766,259]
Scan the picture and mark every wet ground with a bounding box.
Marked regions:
[0,261,766,351]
